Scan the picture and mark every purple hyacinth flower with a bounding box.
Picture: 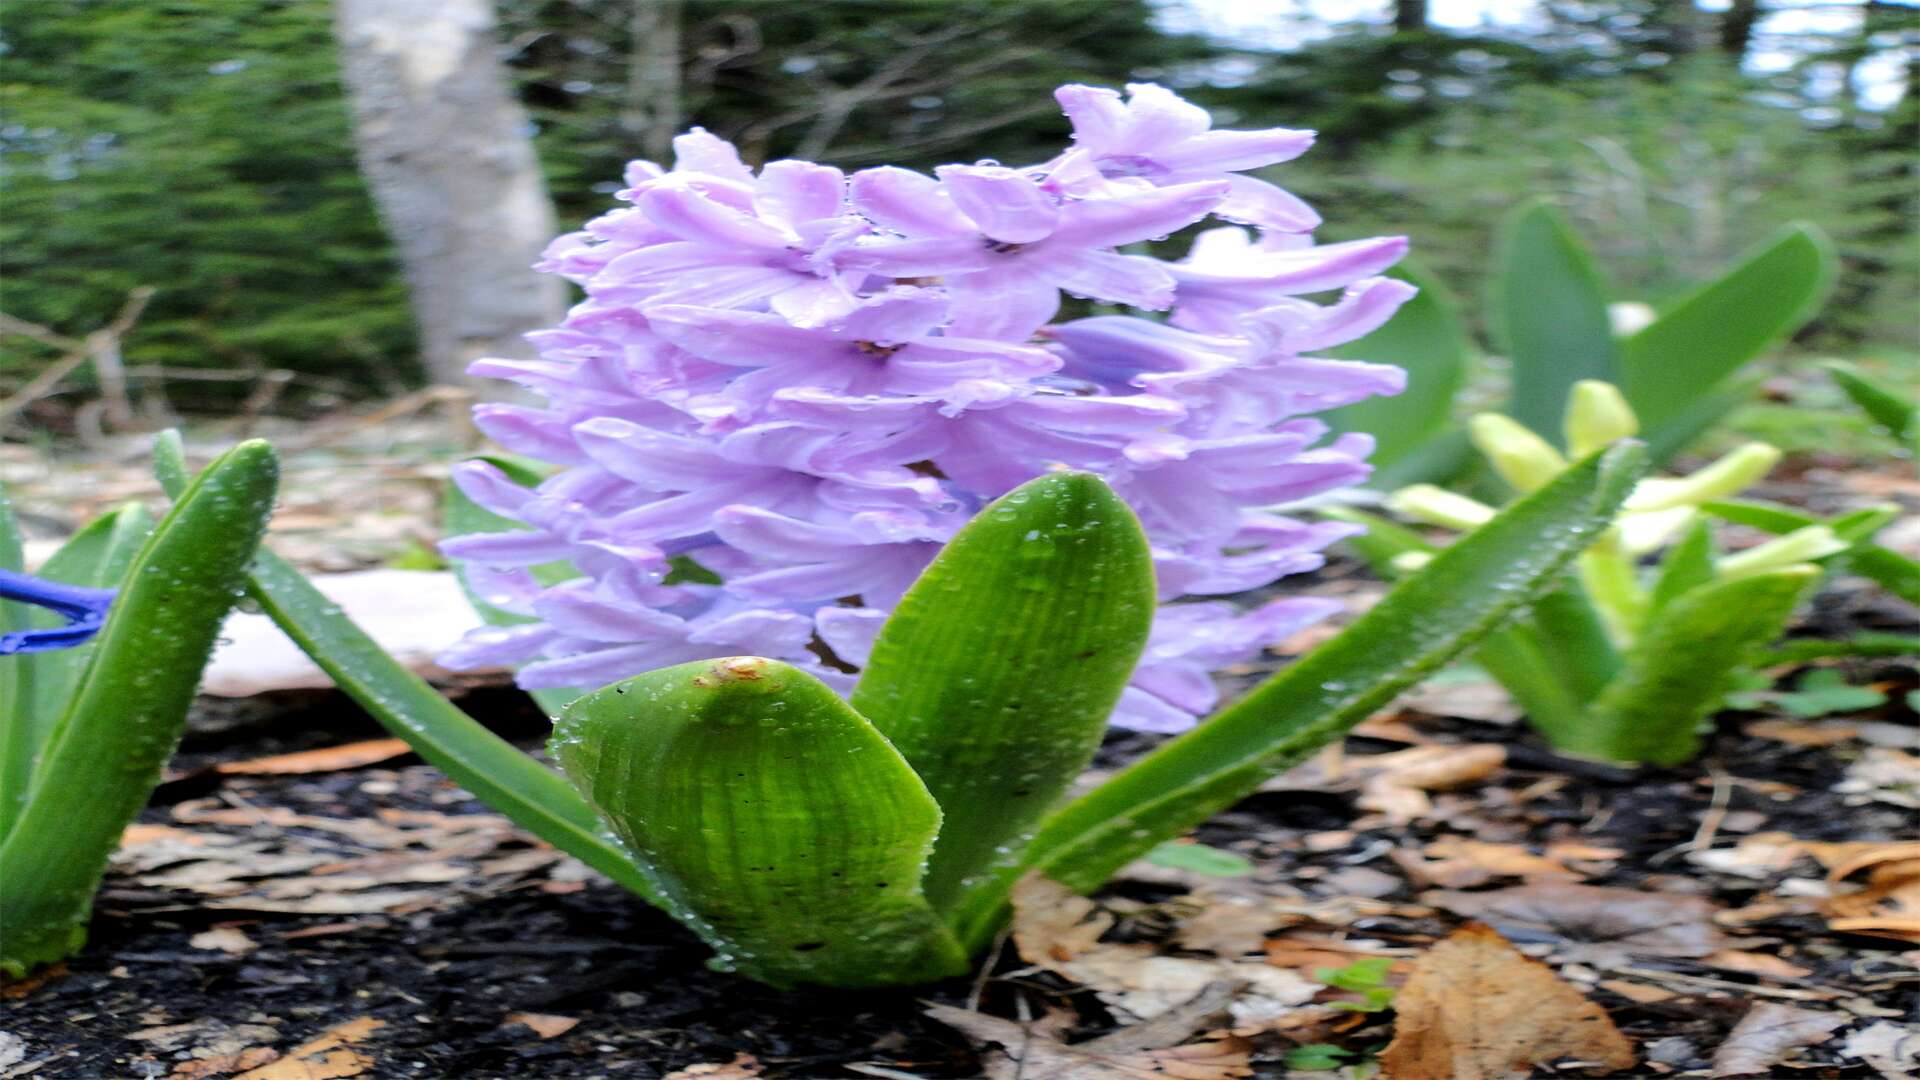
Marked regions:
[0,569,116,654]
[437,82,1419,731]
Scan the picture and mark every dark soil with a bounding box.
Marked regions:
[4,623,1916,1078]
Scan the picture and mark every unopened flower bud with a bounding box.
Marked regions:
[1388,484,1495,531]
[1564,380,1639,458]
[1717,525,1848,581]
[1626,442,1781,513]
[1469,413,1567,493]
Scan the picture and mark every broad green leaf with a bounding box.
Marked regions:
[554,658,968,988]
[441,455,582,715]
[1493,201,1619,441]
[0,442,276,976]
[1703,499,1919,605]
[1620,224,1836,434]
[0,486,31,847]
[1755,632,1920,666]
[1571,566,1819,766]
[1825,361,1916,443]
[990,443,1645,938]
[1143,841,1254,877]
[0,504,154,844]
[1648,518,1716,616]
[1324,261,1470,470]
[1526,583,1620,702]
[853,472,1153,934]
[1639,376,1759,463]
[1759,669,1887,719]
[1474,623,1594,743]
[150,432,661,906]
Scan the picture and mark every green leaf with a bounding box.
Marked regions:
[1754,632,1920,666]
[1703,499,1919,605]
[1571,566,1819,765]
[1285,1044,1356,1070]
[1620,224,1836,434]
[1143,841,1255,877]
[1764,669,1888,719]
[440,454,583,715]
[150,431,662,907]
[0,503,154,844]
[1526,583,1621,703]
[553,657,968,988]
[1492,201,1619,441]
[1825,361,1916,443]
[1648,518,1717,616]
[1473,623,1594,744]
[0,485,32,847]
[1004,443,1646,917]
[0,441,277,977]
[1324,261,1470,470]
[852,472,1154,939]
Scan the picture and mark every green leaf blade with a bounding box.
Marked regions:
[1825,361,1917,443]
[554,657,968,988]
[1494,201,1619,441]
[0,504,155,844]
[1620,224,1836,434]
[150,431,660,905]
[1323,261,1470,471]
[1009,442,1647,914]
[851,472,1154,935]
[1573,567,1820,765]
[0,442,277,976]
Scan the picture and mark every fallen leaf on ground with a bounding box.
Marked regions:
[502,1013,580,1039]
[214,739,413,776]
[1378,924,1635,1080]
[1843,1021,1920,1080]
[1745,718,1860,747]
[1400,838,1583,888]
[1011,874,1317,1027]
[234,1017,383,1080]
[1355,745,1507,824]
[1817,842,1920,944]
[1399,677,1522,723]
[188,926,259,956]
[1689,832,1810,879]
[1421,882,1728,965]
[1709,1002,1847,1077]
[927,1001,1251,1080]
[662,1053,763,1078]
[1701,949,1812,980]
[172,1048,280,1078]
[1836,749,1920,809]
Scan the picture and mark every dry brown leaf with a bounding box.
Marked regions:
[1745,718,1860,747]
[234,1017,383,1080]
[1690,832,1811,879]
[1422,882,1728,965]
[1816,843,1920,944]
[1843,1021,1920,1080]
[927,1004,1251,1080]
[1701,949,1812,980]
[1356,745,1507,824]
[1709,1002,1846,1077]
[1837,749,1920,809]
[1379,924,1635,1080]
[502,1012,580,1039]
[1172,896,1297,956]
[1010,874,1316,1028]
[662,1052,763,1078]
[188,926,259,956]
[1597,979,1677,1004]
[214,738,413,776]
[172,1049,281,1078]
[1419,839,1583,883]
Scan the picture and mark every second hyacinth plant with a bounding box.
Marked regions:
[140,84,1650,988]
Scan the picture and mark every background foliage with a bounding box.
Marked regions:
[1,0,1913,403]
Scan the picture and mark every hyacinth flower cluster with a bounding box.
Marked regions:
[438,83,1414,731]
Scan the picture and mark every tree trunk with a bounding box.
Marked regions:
[622,0,683,163]
[1393,0,1427,34]
[1717,0,1762,62]
[333,0,565,387]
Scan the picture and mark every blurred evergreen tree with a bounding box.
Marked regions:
[0,0,415,400]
